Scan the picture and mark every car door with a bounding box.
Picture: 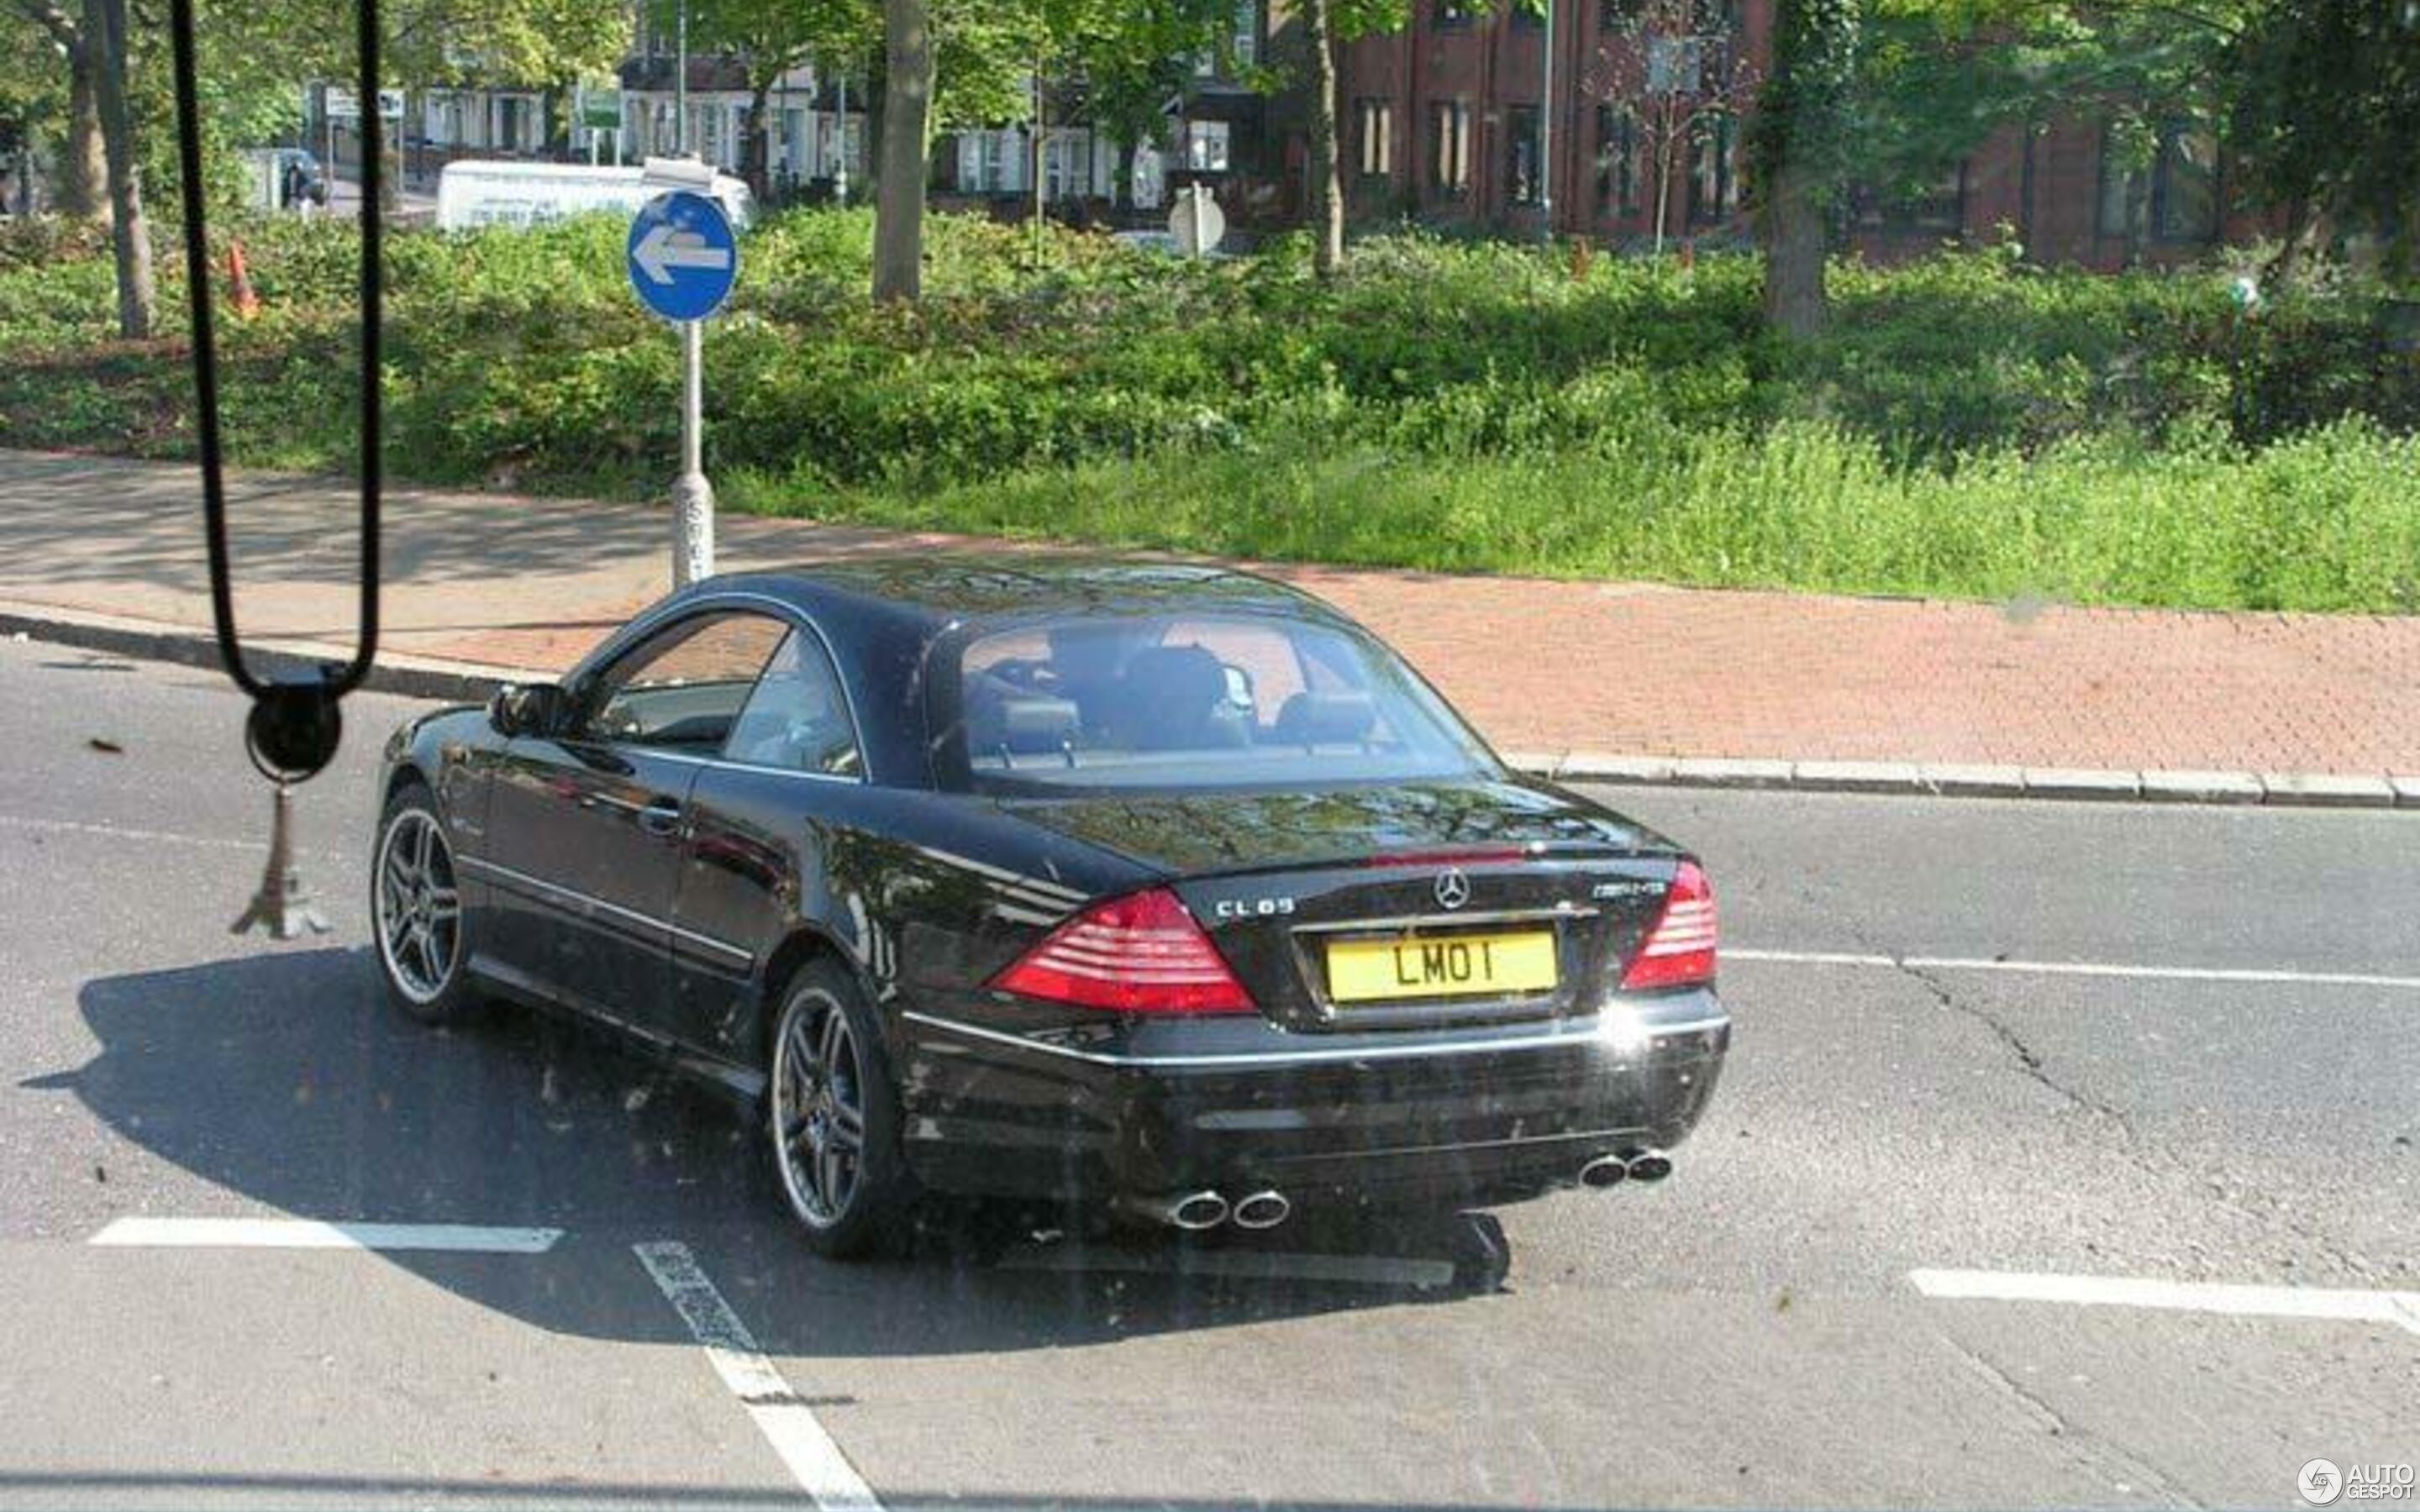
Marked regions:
[666,624,870,1059]
[481,609,790,1027]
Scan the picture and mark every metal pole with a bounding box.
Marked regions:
[675,0,689,154]
[1539,0,1555,241]
[672,318,714,586]
[834,71,848,204]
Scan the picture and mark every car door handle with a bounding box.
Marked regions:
[637,799,684,837]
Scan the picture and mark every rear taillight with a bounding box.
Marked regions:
[1619,860,1717,991]
[991,887,1255,1016]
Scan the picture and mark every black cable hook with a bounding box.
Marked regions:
[165,0,382,785]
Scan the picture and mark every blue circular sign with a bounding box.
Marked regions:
[627,191,739,323]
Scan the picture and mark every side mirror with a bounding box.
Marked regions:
[488,682,565,738]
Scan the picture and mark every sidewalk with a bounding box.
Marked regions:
[3,449,2415,803]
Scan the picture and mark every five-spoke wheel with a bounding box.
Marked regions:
[766,964,913,1257]
[371,785,477,1023]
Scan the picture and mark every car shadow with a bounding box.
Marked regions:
[44,949,1523,1359]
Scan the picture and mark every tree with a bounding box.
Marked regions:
[1298,0,1411,276]
[1578,0,1761,255]
[1754,0,1856,336]
[872,0,931,301]
[6,0,101,215]
[1077,0,1232,212]
[85,0,146,334]
[659,0,869,197]
[2226,0,2420,282]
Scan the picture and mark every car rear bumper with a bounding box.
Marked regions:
[893,991,1728,1208]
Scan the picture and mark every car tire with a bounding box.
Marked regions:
[371,782,481,1026]
[766,962,916,1260]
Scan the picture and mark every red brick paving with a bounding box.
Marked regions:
[4,450,2416,778]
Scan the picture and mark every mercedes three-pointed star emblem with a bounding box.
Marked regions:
[1434,868,1471,910]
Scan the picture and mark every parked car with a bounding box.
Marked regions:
[371,560,1729,1257]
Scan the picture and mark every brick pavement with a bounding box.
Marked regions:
[3,449,2414,780]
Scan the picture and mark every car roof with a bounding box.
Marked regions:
[706,556,1347,636]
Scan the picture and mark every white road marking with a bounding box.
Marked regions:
[998,1242,1459,1291]
[634,1242,882,1512]
[0,813,263,853]
[89,1217,561,1252]
[1728,948,2420,991]
[1912,1268,2420,1336]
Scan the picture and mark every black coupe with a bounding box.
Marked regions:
[373,560,1730,1256]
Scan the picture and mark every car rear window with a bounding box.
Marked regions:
[946,612,1497,791]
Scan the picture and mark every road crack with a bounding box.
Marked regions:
[1935,1327,2207,1508]
[1857,930,2129,1124]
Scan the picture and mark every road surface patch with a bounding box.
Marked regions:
[634,1240,883,1512]
[1912,1268,2420,1337]
[89,1216,562,1252]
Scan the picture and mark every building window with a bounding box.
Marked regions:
[1595,106,1638,213]
[1434,0,1479,29]
[1043,129,1093,200]
[1184,119,1232,172]
[1507,106,1543,205]
[1355,98,1394,177]
[1428,100,1473,195]
[1646,34,1706,94]
[1232,0,1260,66]
[960,129,1021,194]
[1853,162,1966,234]
[1691,0,1739,33]
[1686,113,1736,224]
[2097,123,2220,244]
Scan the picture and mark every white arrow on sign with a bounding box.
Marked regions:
[633,223,734,286]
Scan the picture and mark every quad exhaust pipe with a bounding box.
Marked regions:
[1578,1149,1675,1189]
[1124,1187,1291,1231]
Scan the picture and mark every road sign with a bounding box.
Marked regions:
[578,84,622,132]
[1170,186,1225,258]
[627,191,738,323]
[325,87,404,122]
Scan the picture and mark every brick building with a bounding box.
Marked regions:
[1321,0,2272,268]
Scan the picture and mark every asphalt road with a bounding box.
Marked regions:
[0,634,2413,1510]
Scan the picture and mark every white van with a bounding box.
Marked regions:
[434,160,755,233]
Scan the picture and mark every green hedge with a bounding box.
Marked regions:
[3,208,2417,611]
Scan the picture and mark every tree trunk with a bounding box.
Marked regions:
[1113,134,1137,214]
[1756,0,1856,339]
[87,0,150,339]
[61,40,106,220]
[871,0,932,303]
[743,81,773,197]
[1759,153,1824,338]
[1305,0,1344,276]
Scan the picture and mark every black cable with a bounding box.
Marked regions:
[166,0,381,717]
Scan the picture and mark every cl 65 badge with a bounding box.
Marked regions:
[1213,896,1297,920]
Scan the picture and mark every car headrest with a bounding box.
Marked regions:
[1114,645,1240,749]
[970,689,1080,756]
[1274,690,1377,747]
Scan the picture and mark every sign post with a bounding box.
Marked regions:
[627,176,739,587]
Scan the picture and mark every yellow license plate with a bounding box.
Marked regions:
[1324,931,1559,1003]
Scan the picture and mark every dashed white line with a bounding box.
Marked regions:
[634,1241,882,1512]
[1911,1268,2420,1336]
[1728,948,2420,991]
[89,1217,562,1252]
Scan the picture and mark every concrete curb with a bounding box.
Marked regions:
[0,603,523,705]
[7,604,2414,811]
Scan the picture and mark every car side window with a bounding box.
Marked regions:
[576,612,788,753]
[722,629,863,778]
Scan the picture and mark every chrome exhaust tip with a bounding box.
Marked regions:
[1166,1190,1231,1231]
[1577,1154,1630,1189]
[1624,1150,1675,1184]
[1231,1189,1292,1230]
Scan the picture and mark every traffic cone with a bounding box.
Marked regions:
[228,239,261,319]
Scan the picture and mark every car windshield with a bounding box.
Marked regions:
[949,612,1497,791]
